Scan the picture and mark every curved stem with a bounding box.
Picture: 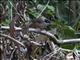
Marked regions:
[0,34,25,47]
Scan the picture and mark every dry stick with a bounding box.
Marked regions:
[1,26,22,30]
[60,48,72,52]
[62,39,80,44]
[42,48,60,60]
[0,34,25,47]
[1,26,80,44]
[10,49,16,60]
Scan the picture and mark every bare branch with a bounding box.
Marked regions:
[62,39,80,44]
[1,26,21,30]
[1,26,80,44]
[0,34,25,47]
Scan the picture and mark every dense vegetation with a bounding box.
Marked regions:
[0,0,80,60]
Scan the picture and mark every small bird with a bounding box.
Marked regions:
[21,16,50,41]
[30,16,50,30]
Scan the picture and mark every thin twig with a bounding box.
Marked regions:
[60,48,72,52]
[10,49,16,60]
[0,34,25,47]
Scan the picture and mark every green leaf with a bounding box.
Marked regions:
[61,44,75,50]
[47,5,55,12]
[62,26,75,38]
[1,19,11,26]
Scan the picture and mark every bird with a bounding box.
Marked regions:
[30,16,50,30]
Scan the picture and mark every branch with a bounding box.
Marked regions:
[1,26,21,30]
[0,34,25,47]
[1,26,59,44]
[1,26,80,44]
[62,39,80,44]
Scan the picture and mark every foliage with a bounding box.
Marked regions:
[0,0,80,60]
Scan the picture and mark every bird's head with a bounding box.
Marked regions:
[31,16,50,30]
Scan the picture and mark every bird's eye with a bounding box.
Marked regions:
[44,19,50,23]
